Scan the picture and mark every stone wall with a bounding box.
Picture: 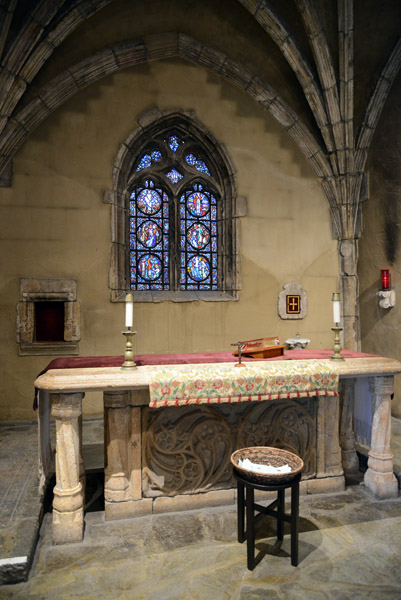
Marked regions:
[0,59,337,420]
[359,72,401,417]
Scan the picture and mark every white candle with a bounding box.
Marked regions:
[332,293,341,324]
[125,293,134,328]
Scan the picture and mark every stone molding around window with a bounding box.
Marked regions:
[16,278,80,356]
[105,108,246,302]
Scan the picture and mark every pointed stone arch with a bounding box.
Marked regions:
[0,32,331,190]
[106,108,240,301]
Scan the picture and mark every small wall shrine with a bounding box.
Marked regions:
[278,282,307,320]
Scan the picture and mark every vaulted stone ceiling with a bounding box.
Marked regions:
[1,0,400,348]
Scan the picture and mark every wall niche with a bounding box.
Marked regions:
[16,278,80,356]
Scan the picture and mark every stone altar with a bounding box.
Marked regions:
[35,355,401,544]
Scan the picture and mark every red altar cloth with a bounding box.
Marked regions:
[38,348,377,374]
[33,349,377,410]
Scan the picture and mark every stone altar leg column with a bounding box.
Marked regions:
[51,392,85,544]
[339,378,359,474]
[78,414,86,506]
[130,406,142,500]
[364,377,398,498]
[104,391,131,517]
[314,394,345,493]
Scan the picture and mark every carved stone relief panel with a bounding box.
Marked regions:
[142,398,316,497]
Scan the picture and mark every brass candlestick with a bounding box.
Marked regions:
[331,325,344,361]
[121,327,137,369]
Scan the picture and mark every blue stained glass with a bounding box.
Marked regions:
[166,169,183,184]
[130,132,220,292]
[138,254,162,281]
[185,154,210,175]
[130,181,169,290]
[188,223,209,249]
[136,150,162,172]
[187,191,209,217]
[196,161,210,175]
[151,150,162,161]
[187,256,210,281]
[137,189,162,215]
[136,154,151,171]
[138,221,162,248]
[169,135,181,153]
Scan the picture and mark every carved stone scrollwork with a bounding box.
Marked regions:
[237,400,316,475]
[142,399,316,497]
[143,406,234,496]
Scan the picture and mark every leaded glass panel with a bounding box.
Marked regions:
[130,180,169,290]
[129,131,219,292]
[185,153,210,175]
[179,183,217,290]
[136,149,162,172]
[168,135,181,153]
[166,168,183,184]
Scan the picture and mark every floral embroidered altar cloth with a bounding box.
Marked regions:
[149,360,338,408]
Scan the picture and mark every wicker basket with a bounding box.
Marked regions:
[230,446,304,484]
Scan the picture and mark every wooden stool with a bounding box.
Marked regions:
[233,469,301,570]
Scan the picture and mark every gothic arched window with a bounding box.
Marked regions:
[108,112,241,301]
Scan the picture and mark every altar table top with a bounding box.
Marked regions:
[34,351,401,397]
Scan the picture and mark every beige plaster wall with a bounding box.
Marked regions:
[0,59,338,421]
[359,73,401,417]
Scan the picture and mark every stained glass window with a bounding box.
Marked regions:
[185,153,210,175]
[129,129,220,292]
[136,149,162,172]
[129,179,169,290]
[166,168,183,184]
[168,135,181,153]
[180,183,217,290]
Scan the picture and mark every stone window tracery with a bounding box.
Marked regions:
[107,110,244,302]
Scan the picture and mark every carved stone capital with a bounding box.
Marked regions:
[368,375,394,397]
[51,393,84,419]
[104,390,130,408]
